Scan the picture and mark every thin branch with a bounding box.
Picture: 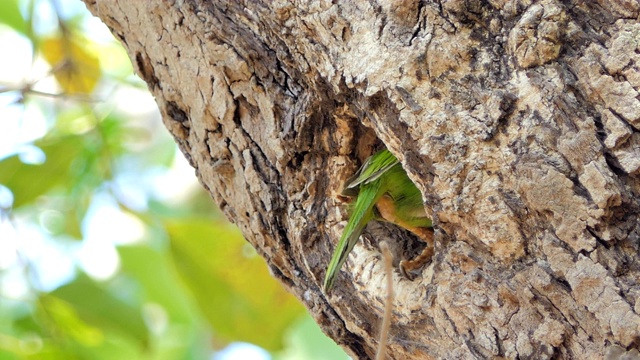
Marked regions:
[0,84,98,103]
[23,88,97,102]
[376,241,394,360]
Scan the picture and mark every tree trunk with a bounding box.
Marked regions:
[83,1,640,358]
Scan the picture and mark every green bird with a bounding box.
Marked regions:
[323,149,434,292]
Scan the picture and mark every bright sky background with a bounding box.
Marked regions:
[0,1,270,359]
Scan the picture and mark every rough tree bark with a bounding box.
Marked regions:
[83,1,640,359]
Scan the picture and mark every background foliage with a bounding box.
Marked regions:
[0,1,348,359]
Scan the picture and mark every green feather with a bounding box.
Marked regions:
[323,149,432,292]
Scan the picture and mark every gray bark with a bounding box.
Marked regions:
[84,0,640,358]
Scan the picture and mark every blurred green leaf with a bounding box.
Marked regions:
[118,244,213,360]
[166,218,305,351]
[6,292,145,360]
[0,136,84,209]
[49,275,149,349]
[118,245,195,323]
[37,295,104,347]
[0,0,27,35]
[64,203,85,239]
[54,107,96,135]
[273,315,349,360]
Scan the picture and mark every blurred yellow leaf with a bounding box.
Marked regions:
[166,218,305,351]
[41,35,101,94]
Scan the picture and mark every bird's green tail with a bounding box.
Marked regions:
[323,222,367,291]
[323,178,381,292]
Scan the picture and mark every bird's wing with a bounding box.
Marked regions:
[343,149,399,193]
